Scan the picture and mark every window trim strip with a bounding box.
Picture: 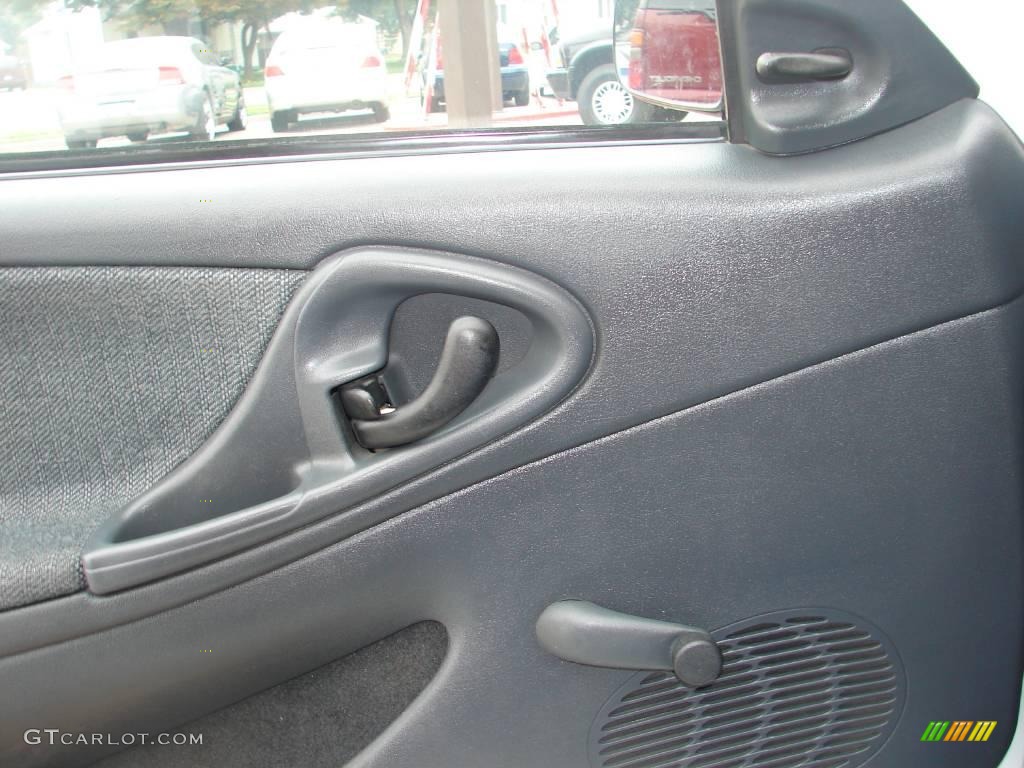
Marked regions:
[0,122,725,178]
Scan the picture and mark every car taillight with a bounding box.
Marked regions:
[264,64,284,78]
[158,66,184,85]
[628,26,646,90]
[57,75,75,93]
[361,55,381,68]
[506,45,523,65]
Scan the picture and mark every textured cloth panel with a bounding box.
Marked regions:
[0,266,305,610]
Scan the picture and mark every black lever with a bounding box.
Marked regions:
[756,48,853,83]
[341,316,499,450]
[536,600,722,688]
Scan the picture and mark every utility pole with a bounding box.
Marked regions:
[436,0,501,127]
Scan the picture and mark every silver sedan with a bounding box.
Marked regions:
[57,36,246,149]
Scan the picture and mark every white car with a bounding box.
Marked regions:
[57,36,246,149]
[264,19,389,132]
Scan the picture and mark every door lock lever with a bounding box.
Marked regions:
[756,48,853,83]
[536,600,722,688]
[340,315,499,450]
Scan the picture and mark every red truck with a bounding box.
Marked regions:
[626,0,722,110]
[546,0,722,125]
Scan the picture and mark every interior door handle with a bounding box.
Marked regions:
[341,316,500,450]
[83,248,593,595]
[536,600,722,688]
[756,48,853,83]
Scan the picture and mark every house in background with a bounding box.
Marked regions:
[23,4,102,85]
[20,2,248,85]
[497,0,611,39]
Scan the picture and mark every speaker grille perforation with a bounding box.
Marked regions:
[588,610,905,768]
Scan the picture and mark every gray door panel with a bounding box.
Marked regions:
[2,297,1021,767]
[0,96,1021,767]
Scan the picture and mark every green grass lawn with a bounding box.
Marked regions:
[242,85,269,116]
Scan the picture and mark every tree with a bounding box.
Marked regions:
[62,0,197,32]
[4,0,410,79]
[0,0,45,48]
[342,0,413,58]
[390,0,412,60]
[198,0,303,79]
[50,0,313,78]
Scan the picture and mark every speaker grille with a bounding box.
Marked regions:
[589,610,905,768]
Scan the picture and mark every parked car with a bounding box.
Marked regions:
[546,0,720,125]
[429,41,530,111]
[0,53,27,91]
[57,36,245,149]
[264,19,390,132]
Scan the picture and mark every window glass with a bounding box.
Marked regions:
[0,0,724,156]
[616,0,721,115]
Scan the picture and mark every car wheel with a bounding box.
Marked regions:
[577,63,654,126]
[65,138,98,150]
[227,94,247,132]
[371,102,390,123]
[514,88,530,107]
[190,94,217,141]
[126,132,149,143]
[270,110,292,132]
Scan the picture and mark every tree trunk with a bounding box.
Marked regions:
[393,0,412,59]
[241,21,258,80]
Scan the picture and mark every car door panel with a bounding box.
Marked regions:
[0,95,1022,767]
[0,98,1019,631]
[2,296,1022,767]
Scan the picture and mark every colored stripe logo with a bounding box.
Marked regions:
[921,721,997,742]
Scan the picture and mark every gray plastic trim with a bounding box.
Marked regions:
[536,600,721,687]
[718,0,979,154]
[997,684,1024,768]
[82,248,594,594]
[586,608,907,768]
